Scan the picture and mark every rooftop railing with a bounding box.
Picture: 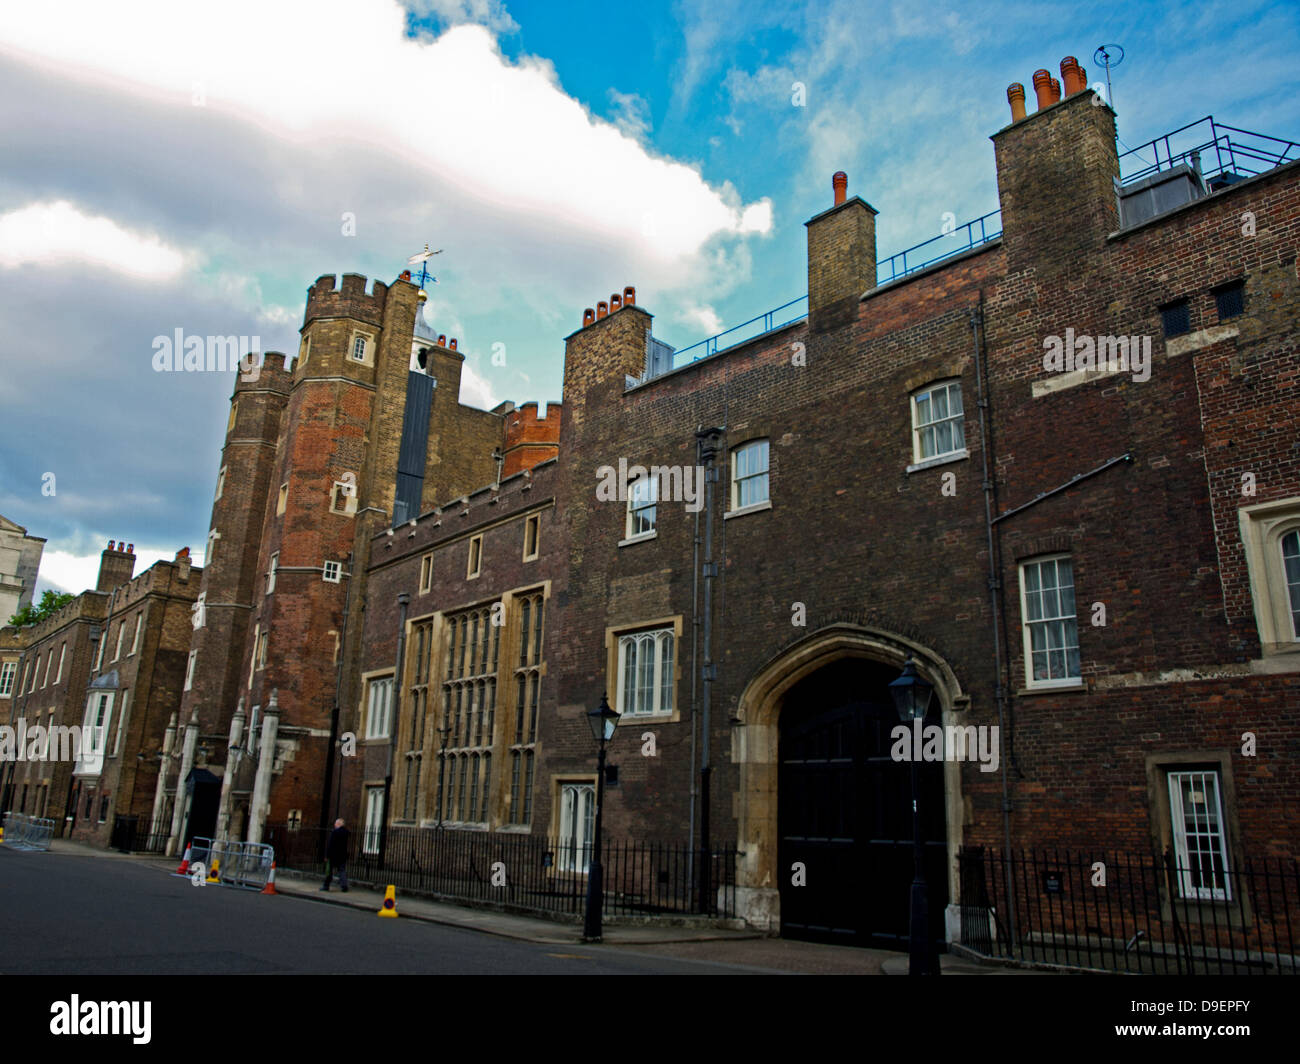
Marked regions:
[1119,116,1298,186]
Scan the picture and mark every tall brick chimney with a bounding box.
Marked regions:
[806,171,878,333]
[992,61,1118,269]
[97,540,136,591]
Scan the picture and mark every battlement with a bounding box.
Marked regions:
[234,350,293,392]
[504,401,563,477]
[304,272,389,329]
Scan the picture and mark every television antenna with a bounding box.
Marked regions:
[406,244,443,289]
[1093,44,1124,111]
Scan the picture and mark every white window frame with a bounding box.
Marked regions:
[267,552,278,595]
[615,627,676,717]
[1284,529,1300,640]
[419,553,433,593]
[0,661,16,697]
[111,689,129,757]
[112,620,126,662]
[467,535,483,579]
[298,334,310,368]
[184,650,198,692]
[248,624,259,689]
[215,466,227,501]
[257,630,269,669]
[1167,770,1232,902]
[130,613,143,656]
[227,400,238,434]
[323,560,342,583]
[556,781,595,873]
[730,439,770,512]
[911,379,966,463]
[366,676,394,740]
[1018,554,1081,688]
[362,786,384,855]
[352,335,368,362]
[41,648,53,687]
[207,528,219,564]
[624,473,657,540]
[55,642,66,684]
[93,634,105,673]
[78,691,113,774]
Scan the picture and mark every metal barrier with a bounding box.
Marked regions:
[203,839,274,891]
[2,812,57,852]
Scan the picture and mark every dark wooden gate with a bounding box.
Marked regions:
[778,659,948,947]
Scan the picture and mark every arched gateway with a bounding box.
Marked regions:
[730,625,967,945]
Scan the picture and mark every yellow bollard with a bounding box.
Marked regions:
[378,884,399,918]
[206,858,220,883]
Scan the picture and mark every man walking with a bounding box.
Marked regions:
[321,818,350,892]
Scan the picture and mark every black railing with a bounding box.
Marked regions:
[109,814,170,855]
[266,823,738,921]
[1120,116,1298,187]
[958,846,1299,974]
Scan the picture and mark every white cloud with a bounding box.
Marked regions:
[0,201,187,279]
[35,545,204,597]
[676,303,723,335]
[608,89,652,141]
[409,0,518,34]
[0,3,769,262]
[459,360,501,410]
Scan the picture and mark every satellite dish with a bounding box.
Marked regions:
[1093,44,1124,110]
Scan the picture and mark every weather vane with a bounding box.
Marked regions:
[407,244,442,289]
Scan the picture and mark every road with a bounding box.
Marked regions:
[0,847,784,975]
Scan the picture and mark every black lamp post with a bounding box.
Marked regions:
[582,692,620,942]
[435,721,450,828]
[889,654,940,976]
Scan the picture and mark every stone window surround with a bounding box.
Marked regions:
[605,615,683,724]
[1238,496,1300,659]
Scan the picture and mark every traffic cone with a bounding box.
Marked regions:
[176,843,192,876]
[378,884,399,917]
[207,858,221,884]
[261,861,279,896]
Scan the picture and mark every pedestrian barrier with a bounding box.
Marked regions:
[1,812,56,852]
[177,837,214,879]
[207,839,275,891]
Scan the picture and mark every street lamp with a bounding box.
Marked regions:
[889,654,940,976]
[582,692,620,942]
[435,721,450,828]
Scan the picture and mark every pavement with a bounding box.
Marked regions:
[36,838,1050,975]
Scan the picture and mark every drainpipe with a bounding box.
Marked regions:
[379,592,410,869]
[695,425,723,913]
[971,297,1018,952]
[320,552,353,848]
[687,462,702,882]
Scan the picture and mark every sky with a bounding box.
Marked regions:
[1,0,1297,598]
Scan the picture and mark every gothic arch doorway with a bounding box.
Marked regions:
[731,624,965,941]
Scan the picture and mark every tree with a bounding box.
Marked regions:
[8,589,74,628]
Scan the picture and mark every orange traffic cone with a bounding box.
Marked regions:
[175,842,192,876]
[378,884,398,917]
[261,861,279,896]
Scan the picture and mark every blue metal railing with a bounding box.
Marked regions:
[876,209,1002,284]
[661,208,1003,375]
[1119,116,1297,186]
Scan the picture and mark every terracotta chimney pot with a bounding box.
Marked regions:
[597,301,608,319]
[1007,83,1026,122]
[1032,69,1053,110]
[623,286,635,305]
[832,171,848,206]
[1049,77,1061,103]
[583,308,596,326]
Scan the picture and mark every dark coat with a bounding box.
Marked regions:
[326,826,350,864]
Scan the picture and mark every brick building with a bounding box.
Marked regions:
[1,541,200,843]
[336,58,1299,950]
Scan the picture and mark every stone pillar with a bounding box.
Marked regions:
[247,690,280,845]
[151,712,177,840]
[166,708,199,855]
[216,698,246,843]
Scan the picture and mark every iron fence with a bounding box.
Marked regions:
[109,814,171,855]
[958,846,1299,974]
[265,823,738,920]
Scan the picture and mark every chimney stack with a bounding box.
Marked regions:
[583,308,595,327]
[175,546,192,583]
[610,293,622,312]
[97,539,137,592]
[597,301,608,319]
[806,170,878,333]
[1032,69,1053,111]
[1060,56,1085,96]
[623,286,635,306]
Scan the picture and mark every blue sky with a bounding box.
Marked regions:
[1,0,1297,595]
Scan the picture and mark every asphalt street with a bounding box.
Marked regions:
[0,847,780,975]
